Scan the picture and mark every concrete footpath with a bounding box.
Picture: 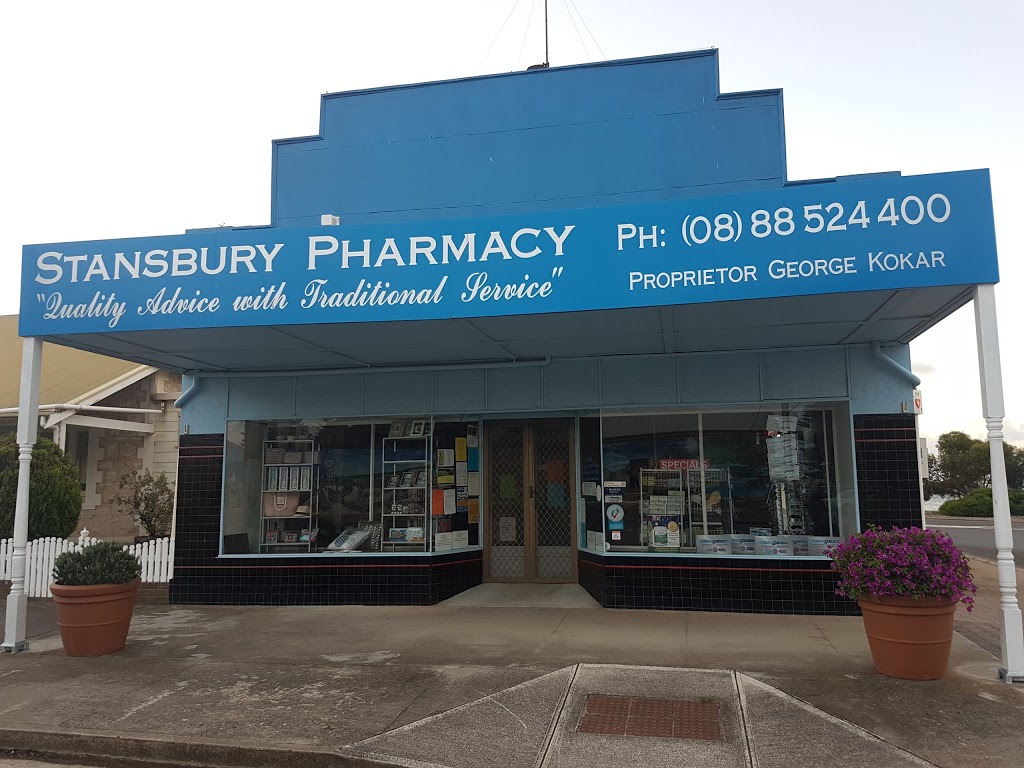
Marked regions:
[1,566,1023,768]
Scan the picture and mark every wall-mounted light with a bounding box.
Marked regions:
[320,214,341,226]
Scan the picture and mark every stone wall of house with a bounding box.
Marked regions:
[79,371,182,542]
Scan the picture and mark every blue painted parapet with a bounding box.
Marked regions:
[271,51,788,227]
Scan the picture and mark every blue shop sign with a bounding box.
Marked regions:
[20,169,998,336]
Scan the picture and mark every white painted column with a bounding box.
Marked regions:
[2,338,43,653]
[973,284,1024,682]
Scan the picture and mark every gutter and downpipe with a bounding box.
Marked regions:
[0,403,165,432]
[0,404,164,416]
[871,341,921,387]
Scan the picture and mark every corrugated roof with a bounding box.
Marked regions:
[0,316,150,409]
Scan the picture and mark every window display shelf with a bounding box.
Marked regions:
[640,468,685,551]
[260,542,311,547]
[381,432,431,552]
[261,438,317,553]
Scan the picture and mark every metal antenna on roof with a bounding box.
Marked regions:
[545,0,549,66]
[527,0,551,70]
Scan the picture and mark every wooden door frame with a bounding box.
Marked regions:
[482,418,577,584]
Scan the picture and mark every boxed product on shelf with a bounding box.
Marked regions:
[807,536,842,556]
[646,514,681,548]
[729,534,756,554]
[754,536,793,556]
[387,527,425,543]
[696,535,730,554]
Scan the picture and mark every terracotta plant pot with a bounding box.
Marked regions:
[858,595,957,680]
[49,577,141,657]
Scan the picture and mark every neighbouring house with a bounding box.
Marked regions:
[0,316,181,541]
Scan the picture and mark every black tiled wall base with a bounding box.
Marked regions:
[168,551,482,606]
[854,414,923,529]
[577,551,857,615]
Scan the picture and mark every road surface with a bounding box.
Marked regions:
[927,515,1024,562]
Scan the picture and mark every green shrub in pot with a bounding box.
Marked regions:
[53,541,142,586]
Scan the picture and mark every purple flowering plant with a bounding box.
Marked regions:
[827,526,976,611]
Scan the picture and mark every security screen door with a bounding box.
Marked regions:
[485,420,576,583]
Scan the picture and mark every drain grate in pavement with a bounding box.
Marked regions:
[577,694,723,740]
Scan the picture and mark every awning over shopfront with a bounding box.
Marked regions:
[17,167,998,372]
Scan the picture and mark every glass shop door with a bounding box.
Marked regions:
[484,419,577,583]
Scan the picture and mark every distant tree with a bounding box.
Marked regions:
[924,430,1024,499]
[940,487,1024,517]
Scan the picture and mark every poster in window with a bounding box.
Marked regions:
[499,516,517,542]
[547,483,566,508]
[499,475,517,499]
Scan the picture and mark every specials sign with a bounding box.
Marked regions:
[19,169,998,336]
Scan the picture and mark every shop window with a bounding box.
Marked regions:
[599,407,846,557]
[600,414,699,549]
[221,417,481,555]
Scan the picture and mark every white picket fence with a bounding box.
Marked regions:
[0,529,174,598]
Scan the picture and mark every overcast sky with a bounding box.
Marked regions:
[2,0,1021,447]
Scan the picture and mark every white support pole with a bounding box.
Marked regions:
[973,284,1024,683]
[2,337,43,653]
